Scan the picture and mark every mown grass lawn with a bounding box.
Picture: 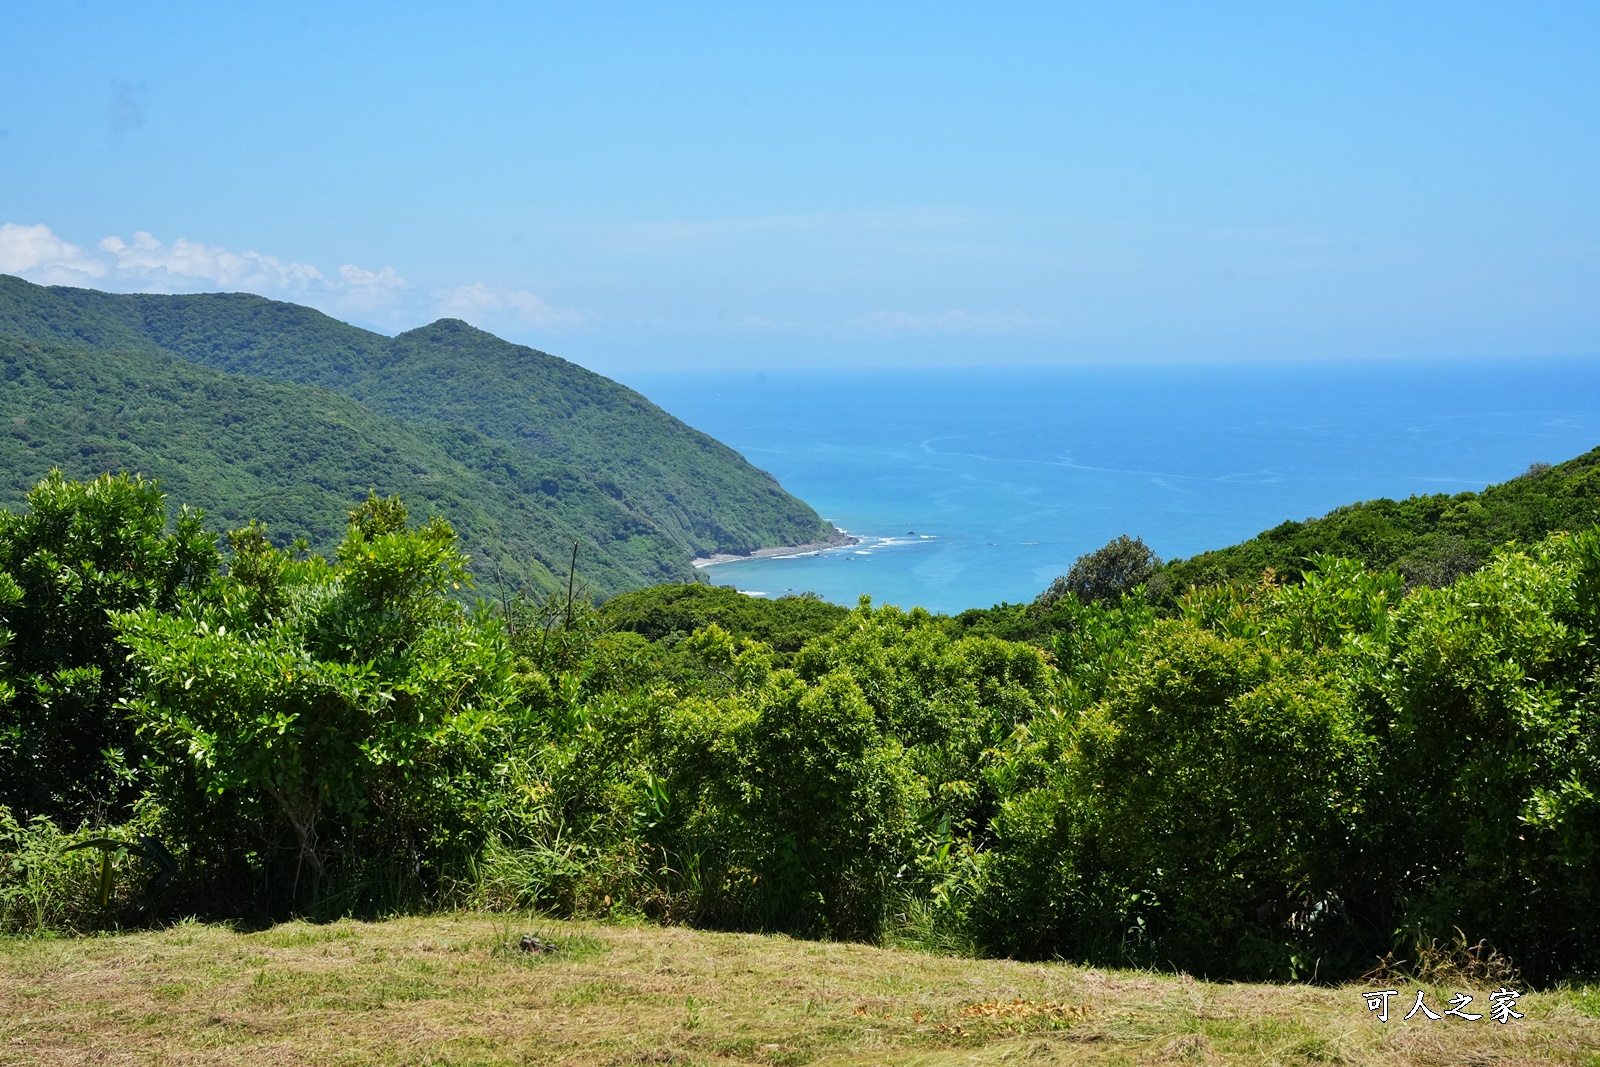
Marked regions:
[2,914,1598,1065]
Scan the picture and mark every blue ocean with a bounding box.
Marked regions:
[624,359,1600,615]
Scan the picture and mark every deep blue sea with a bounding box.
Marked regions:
[623,359,1600,615]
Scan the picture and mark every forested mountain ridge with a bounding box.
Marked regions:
[0,274,836,593]
[0,336,707,592]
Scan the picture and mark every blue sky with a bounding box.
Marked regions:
[1,2,1596,372]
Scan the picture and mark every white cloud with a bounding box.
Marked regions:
[1,222,585,337]
[0,223,107,285]
[99,230,328,293]
[433,282,587,328]
[2,222,341,298]
[337,263,409,310]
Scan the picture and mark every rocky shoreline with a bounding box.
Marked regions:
[692,527,859,568]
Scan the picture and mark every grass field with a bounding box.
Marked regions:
[2,915,1598,1065]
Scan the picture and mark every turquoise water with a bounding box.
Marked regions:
[623,359,1600,614]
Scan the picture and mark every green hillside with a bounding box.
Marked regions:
[935,444,1600,653]
[1163,445,1600,591]
[0,275,836,593]
[0,337,709,592]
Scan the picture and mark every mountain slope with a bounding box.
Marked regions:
[1162,446,1600,590]
[0,276,831,558]
[0,275,837,593]
[0,336,723,592]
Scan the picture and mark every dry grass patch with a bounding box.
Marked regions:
[0,915,1596,1065]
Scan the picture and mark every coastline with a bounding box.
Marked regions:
[692,528,859,568]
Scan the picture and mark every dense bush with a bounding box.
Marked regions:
[0,472,216,824]
[111,495,517,915]
[1370,531,1600,976]
[600,582,848,655]
[7,472,1600,983]
[974,562,1387,976]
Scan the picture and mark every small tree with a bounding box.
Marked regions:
[1038,534,1162,608]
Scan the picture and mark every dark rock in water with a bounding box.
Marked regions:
[519,933,557,954]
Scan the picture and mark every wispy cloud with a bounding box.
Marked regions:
[337,263,409,311]
[0,222,583,335]
[846,308,1056,335]
[583,207,980,254]
[97,231,327,292]
[698,305,1055,339]
[433,282,588,327]
[710,313,805,334]
[2,222,340,296]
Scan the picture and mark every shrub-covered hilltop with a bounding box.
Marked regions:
[1166,449,1600,590]
[0,274,837,595]
[5,448,1600,985]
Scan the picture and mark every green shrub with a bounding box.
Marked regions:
[116,495,515,915]
[0,471,216,824]
[0,806,168,933]
[640,633,917,938]
[1374,532,1600,977]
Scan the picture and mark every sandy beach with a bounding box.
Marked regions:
[692,527,859,568]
